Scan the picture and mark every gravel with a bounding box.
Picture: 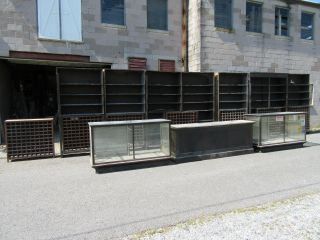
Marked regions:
[127,192,320,240]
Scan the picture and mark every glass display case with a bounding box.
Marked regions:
[89,119,170,167]
[245,112,306,148]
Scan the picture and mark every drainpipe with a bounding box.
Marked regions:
[182,0,189,72]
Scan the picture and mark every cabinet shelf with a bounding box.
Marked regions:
[149,94,180,96]
[61,103,102,107]
[106,93,143,96]
[220,100,247,103]
[106,84,143,86]
[60,83,101,86]
[220,84,246,86]
[61,94,102,96]
[149,102,180,105]
[149,84,180,87]
[184,93,212,95]
[251,84,269,87]
[288,98,310,101]
[106,103,144,106]
[220,92,246,95]
[289,84,309,86]
[183,84,213,87]
[252,92,268,94]
[184,101,213,104]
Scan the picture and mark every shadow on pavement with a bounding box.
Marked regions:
[95,159,176,174]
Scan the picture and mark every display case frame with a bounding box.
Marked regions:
[245,112,306,149]
[89,119,171,167]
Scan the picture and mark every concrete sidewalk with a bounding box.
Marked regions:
[1,134,320,240]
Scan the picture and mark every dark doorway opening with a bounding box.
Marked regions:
[9,64,57,119]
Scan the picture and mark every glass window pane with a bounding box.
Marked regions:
[301,12,314,40]
[147,0,168,30]
[301,29,313,40]
[246,2,262,33]
[215,0,232,29]
[60,0,82,41]
[101,0,125,25]
[37,0,60,39]
[275,7,289,36]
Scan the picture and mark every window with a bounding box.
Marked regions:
[101,0,125,25]
[246,1,262,33]
[275,7,289,36]
[37,0,82,41]
[214,0,232,29]
[301,12,314,40]
[147,0,168,30]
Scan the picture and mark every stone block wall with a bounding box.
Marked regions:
[188,0,320,128]
[0,0,182,70]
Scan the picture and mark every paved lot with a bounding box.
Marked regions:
[1,134,320,240]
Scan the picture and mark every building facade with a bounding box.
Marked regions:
[188,0,320,128]
[0,0,319,130]
[0,0,182,70]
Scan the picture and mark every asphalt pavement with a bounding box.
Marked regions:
[1,134,320,240]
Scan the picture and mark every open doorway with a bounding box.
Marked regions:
[10,64,57,119]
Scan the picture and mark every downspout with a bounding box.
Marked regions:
[182,0,189,72]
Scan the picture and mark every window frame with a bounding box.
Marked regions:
[147,0,168,31]
[214,0,233,30]
[101,0,126,26]
[37,0,83,42]
[275,6,289,37]
[301,11,314,41]
[246,1,263,33]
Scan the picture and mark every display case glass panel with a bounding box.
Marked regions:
[89,119,170,166]
[245,112,306,148]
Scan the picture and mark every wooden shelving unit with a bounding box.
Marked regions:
[287,74,311,130]
[104,70,145,115]
[182,73,214,122]
[250,74,287,113]
[287,74,310,108]
[218,73,248,121]
[146,72,181,119]
[58,68,104,115]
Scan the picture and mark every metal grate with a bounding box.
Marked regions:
[61,115,104,155]
[159,60,176,72]
[256,108,284,114]
[106,114,145,121]
[220,110,246,121]
[165,111,198,124]
[5,118,54,161]
[287,106,310,131]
